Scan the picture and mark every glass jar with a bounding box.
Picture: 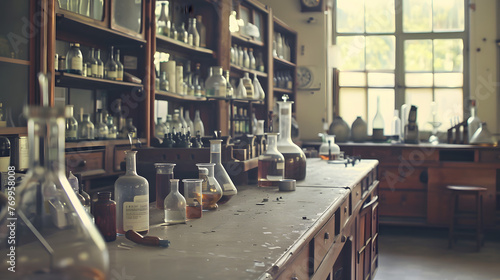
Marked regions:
[258,133,285,187]
[107,115,117,139]
[164,179,186,225]
[126,118,137,138]
[276,95,306,181]
[154,163,175,210]
[182,179,203,219]
[94,191,117,242]
[210,139,237,204]
[205,66,227,98]
[78,113,95,140]
[187,17,200,47]
[66,42,83,75]
[65,104,78,141]
[114,150,149,235]
[0,106,108,278]
[196,163,222,210]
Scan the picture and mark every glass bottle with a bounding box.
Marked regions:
[66,42,83,75]
[157,2,171,36]
[178,22,188,44]
[187,17,200,47]
[171,109,183,132]
[154,163,175,210]
[125,118,137,138]
[225,70,233,98]
[115,48,124,81]
[277,95,306,180]
[90,47,98,78]
[179,106,188,131]
[196,15,206,47]
[242,47,250,68]
[193,109,205,137]
[258,133,285,187]
[467,99,481,142]
[196,164,222,211]
[251,111,258,135]
[170,22,178,40]
[242,72,254,99]
[95,48,104,79]
[107,115,117,139]
[247,48,255,70]
[328,116,350,143]
[205,66,227,98]
[318,134,340,160]
[256,51,265,72]
[184,109,194,133]
[114,150,149,235]
[65,104,78,141]
[155,117,166,139]
[193,63,203,97]
[164,179,186,225]
[391,109,401,143]
[253,73,265,100]
[160,72,170,91]
[238,46,244,66]
[105,46,118,80]
[78,113,95,140]
[372,96,385,142]
[0,106,108,278]
[351,116,367,142]
[114,98,126,138]
[96,109,108,140]
[94,191,117,242]
[232,44,239,65]
[210,139,237,204]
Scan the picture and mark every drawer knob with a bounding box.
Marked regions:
[324,232,330,240]
[341,235,347,243]
[344,206,348,213]
[78,160,87,167]
[356,191,360,197]
[291,277,299,280]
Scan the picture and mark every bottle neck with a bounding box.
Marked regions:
[209,141,222,164]
[278,104,292,141]
[471,106,477,117]
[267,134,278,150]
[124,151,137,175]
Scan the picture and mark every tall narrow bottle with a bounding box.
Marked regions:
[193,109,205,136]
[372,96,385,142]
[113,98,126,138]
[96,109,108,139]
[90,48,98,78]
[114,150,149,235]
[467,99,481,142]
[105,46,118,80]
[78,113,95,140]
[96,49,104,78]
[187,17,200,47]
[196,15,206,48]
[115,48,124,81]
[65,105,78,141]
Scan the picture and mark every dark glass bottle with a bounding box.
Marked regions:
[93,192,117,242]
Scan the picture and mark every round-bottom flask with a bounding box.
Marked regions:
[258,133,285,187]
[196,163,223,210]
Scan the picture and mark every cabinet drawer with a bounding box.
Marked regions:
[379,167,427,191]
[379,189,426,218]
[353,147,401,163]
[276,245,310,280]
[351,183,362,211]
[313,215,335,272]
[401,148,438,162]
[66,150,105,176]
[478,149,500,163]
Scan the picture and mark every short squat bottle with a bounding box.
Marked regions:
[66,42,83,75]
[94,192,117,242]
[78,113,95,140]
[164,179,186,225]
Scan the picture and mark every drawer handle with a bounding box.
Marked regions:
[77,160,87,167]
[324,232,330,240]
[344,206,348,214]
[291,277,299,280]
[356,191,360,197]
[341,235,347,243]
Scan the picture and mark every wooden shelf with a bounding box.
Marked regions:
[231,33,265,48]
[65,138,147,149]
[274,57,296,68]
[230,64,268,78]
[156,34,215,58]
[0,127,27,135]
[55,72,143,91]
[273,87,294,94]
[0,57,30,66]
[232,99,265,105]
[155,90,207,102]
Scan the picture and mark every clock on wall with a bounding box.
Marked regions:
[300,0,323,12]
[297,66,314,89]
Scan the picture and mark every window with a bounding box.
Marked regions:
[334,0,467,134]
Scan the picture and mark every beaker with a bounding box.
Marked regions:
[154,163,176,210]
[318,134,340,160]
[196,163,223,210]
[209,139,237,204]
[258,133,285,187]
[182,179,203,219]
[276,95,306,180]
[0,105,108,279]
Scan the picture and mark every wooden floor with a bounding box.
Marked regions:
[376,226,500,280]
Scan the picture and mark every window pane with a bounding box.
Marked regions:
[405,89,433,131]
[339,88,367,126]
[405,73,433,87]
[337,0,364,33]
[337,36,365,71]
[403,0,432,32]
[339,72,367,87]
[434,73,463,87]
[435,88,463,127]
[367,89,395,134]
[434,39,463,72]
[405,40,432,71]
[433,0,465,32]
[368,72,394,87]
[366,36,395,70]
[366,0,395,33]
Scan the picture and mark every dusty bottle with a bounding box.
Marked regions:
[196,163,222,210]
[94,191,117,242]
[258,133,285,187]
[66,42,83,75]
[164,179,186,225]
[154,163,175,210]
[65,104,78,141]
[115,48,124,81]
[372,96,385,142]
[193,109,205,136]
[96,110,108,139]
[105,46,118,80]
[210,139,237,204]
[467,99,481,142]
[78,113,95,140]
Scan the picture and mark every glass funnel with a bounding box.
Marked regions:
[276,95,306,180]
[196,163,222,210]
[0,106,108,279]
[258,133,285,187]
[209,139,237,204]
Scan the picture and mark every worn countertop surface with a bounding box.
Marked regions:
[107,159,378,280]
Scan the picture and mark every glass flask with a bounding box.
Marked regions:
[154,163,175,210]
[93,191,117,242]
[258,133,285,187]
[210,139,237,204]
[125,118,137,138]
[187,17,200,47]
[65,42,83,75]
[372,96,385,142]
[78,113,95,140]
[318,134,340,160]
[106,115,117,139]
[470,122,496,145]
[95,110,108,140]
[164,179,186,225]
[114,150,149,235]
[65,104,78,141]
[193,109,205,137]
[182,179,203,219]
[467,99,481,142]
[0,105,108,278]
[205,66,227,98]
[276,95,306,181]
[89,48,98,78]
[196,163,222,210]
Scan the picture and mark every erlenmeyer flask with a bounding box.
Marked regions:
[0,106,108,279]
[276,95,306,180]
[209,139,237,204]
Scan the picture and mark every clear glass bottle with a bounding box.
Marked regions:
[170,22,178,40]
[391,109,402,142]
[210,139,237,204]
[160,71,169,91]
[193,109,205,136]
[205,66,227,98]
[196,15,206,47]
[66,42,83,75]
[96,109,108,140]
[114,150,149,235]
[157,2,171,36]
[106,115,117,139]
[178,22,188,44]
[105,46,118,80]
[276,95,306,180]
[238,46,244,66]
[171,109,183,132]
[470,122,496,145]
[253,73,265,100]
[258,133,285,187]
[242,72,254,99]
[95,48,104,79]
[179,106,188,131]
[225,70,234,98]
[115,48,124,81]
[155,117,166,139]
[154,163,176,210]
[184,108,194,133]
[372,96,385,142]
[0,106,108,278]
[164,179,186,225]
[126,118,137,138]
[243,47,250,68]
[232,44,239,65]
[78,113,95,140]
[94,191,117,242]
[114,98,126,138]
[187,17,200,47]
[65,104,78,141]
[251,111,258,135]
[196,163,222,210]
[90,47,98,78]
[248,48,256,70]
[193,63,203,97]
[467,99,481,142]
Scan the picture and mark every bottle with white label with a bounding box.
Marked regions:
[114,150,149,235]
[65,42,83,75]
[95,48,104,78]
[105,46,118,80]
